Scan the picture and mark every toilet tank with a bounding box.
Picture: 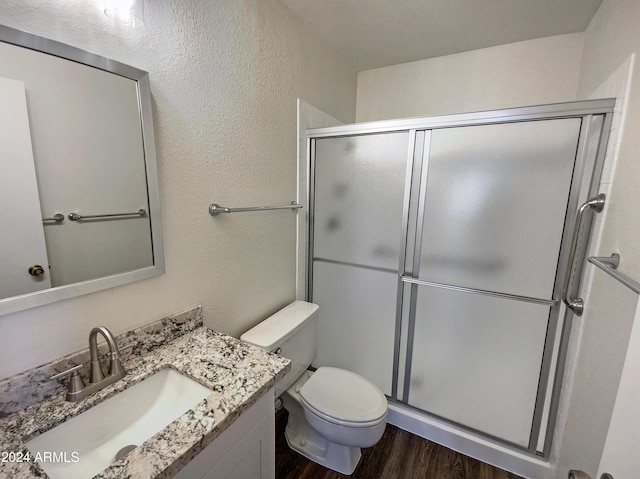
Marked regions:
[241,301,319,396]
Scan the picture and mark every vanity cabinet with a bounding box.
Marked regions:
[174,389,275,479]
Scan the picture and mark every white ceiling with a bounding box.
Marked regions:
[279,0,603,71]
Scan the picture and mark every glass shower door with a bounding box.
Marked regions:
[311,132,409,395]
[307,102,614,455]
[403,119,582,446]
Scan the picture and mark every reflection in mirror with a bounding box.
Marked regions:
[0,25,164,315]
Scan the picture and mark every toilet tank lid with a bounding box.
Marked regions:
[240,301,319,351]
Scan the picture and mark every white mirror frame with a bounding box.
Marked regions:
[0,25,165,316]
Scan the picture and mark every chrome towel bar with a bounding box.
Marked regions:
[401,276,557,306]
[208,201,302,216]
[42,213,65,223]
[589,253,640,294]
[68,208,147,221]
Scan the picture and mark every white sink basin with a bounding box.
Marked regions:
[26,368,212,479]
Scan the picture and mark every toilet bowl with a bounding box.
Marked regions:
[240,301,388,475]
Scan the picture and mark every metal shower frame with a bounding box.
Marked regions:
[305,99,615,457]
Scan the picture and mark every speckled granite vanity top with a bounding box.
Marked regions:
[0,307,290,479]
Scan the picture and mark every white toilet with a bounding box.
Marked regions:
[241,300,387,475]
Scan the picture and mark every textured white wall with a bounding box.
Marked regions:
[355,33,583,122]
[0,0,356,379]
[552,0,640,477]
[597,295,640,478]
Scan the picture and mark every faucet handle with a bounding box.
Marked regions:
[67,370,86,396]
[50,363,84,380]
[51,364,87,399]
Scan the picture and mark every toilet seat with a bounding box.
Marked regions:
[299,367,387,427]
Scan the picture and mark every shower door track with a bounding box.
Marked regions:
[306,99,615,137]
[306,99,615,460]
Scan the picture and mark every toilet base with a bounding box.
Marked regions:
[285,420,361,475]
[282,377,362,475]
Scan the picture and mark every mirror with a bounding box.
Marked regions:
[0,25,164,315]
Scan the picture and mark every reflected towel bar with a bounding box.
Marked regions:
[208,201,302,216]
[68,208,147,221]
[588,253,640,294]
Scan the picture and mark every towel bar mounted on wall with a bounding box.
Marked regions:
[42,213,65,223]
[208,201,302,217]
[588,253,640,294]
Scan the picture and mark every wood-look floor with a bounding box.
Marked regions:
[275,409,524,479]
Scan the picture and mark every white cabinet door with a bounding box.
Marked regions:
[0,76,51,298]
[202,407,274,479]
[174,390,275,479]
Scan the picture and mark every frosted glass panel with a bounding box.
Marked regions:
[419,119,581,299]
[408,286,550,446]
[312,261,396,395]
[314,133,409,270]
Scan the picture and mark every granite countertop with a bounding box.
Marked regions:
[0,327,290,479]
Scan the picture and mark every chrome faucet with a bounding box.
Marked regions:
[51,326,126,402]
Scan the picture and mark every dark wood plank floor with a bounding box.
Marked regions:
[275,409,524,479]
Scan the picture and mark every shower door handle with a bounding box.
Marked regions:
[563,194,606,316]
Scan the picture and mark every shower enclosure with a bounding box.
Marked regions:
[305,100,614,457]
